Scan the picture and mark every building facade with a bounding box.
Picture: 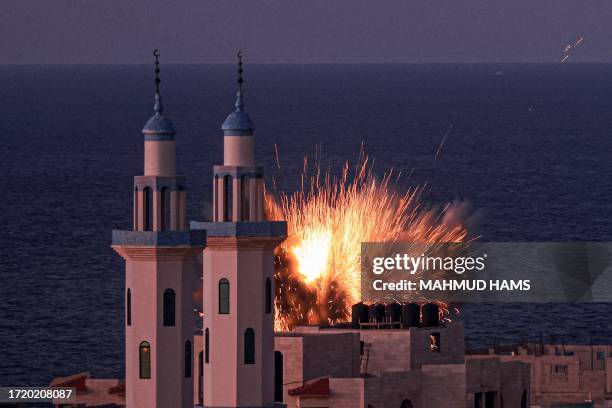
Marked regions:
[469,343,612,407]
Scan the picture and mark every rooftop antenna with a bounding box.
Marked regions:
[153,49,163,114]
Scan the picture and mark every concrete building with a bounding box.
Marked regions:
[266,319,530,408]
[468,343,612,407]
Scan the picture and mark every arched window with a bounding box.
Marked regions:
[214,175,220,221]
[205,328,210,363]
[219,279,230,314]
[265,278,272,314]
[139,341,151,379]
[126,288,132,326]
[274,351,284,402]
[184,340,192,378]
[133,186,139,229]
[400,400,414,408]
[224,175,233,221]
[163,289,175,326]
[161,187,171,231]
[241,175,250,221]
[143,187,153,231]
[198,351,203,403]
[177,185,185,228]
[244,328,255,364]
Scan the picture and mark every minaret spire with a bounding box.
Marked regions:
[222,50,254,135]
[235,51,244,111]
[143,49,175,137]
[153,49,163,115]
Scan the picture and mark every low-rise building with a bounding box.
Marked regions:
[468,343,612,407]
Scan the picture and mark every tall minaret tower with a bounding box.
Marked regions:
[112,50,205,408]
[192,52,287,408]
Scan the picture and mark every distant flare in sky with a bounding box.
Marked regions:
[561,36,584,63]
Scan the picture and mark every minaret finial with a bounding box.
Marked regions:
[221,50,253,134]
[235,51,244,111]
[153,49,163,115]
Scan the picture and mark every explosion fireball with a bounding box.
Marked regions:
[266,151,469,331]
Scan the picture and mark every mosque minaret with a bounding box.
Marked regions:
[191,52,287,408]
[112,50,286,408]
[112,50,204,408]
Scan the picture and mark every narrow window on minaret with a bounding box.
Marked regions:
[161,187,171,231]
[198,351,203,376]
[241,175,250,221]
[126,289,132,326]
[205,328,210,363]
[133,186,138,230]
[224,175,233,221]
[213,175,219,221]
[244,328,255,364]
[143,187,153,231]
[139,341,151,379]
[265,278,272,314]
[163,289,176,326]
[184,340,192,378]
[219,279,230,314]
[198,351,203,402]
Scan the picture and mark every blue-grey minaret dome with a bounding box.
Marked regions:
[143,49,176,140]
[222,51,254,136]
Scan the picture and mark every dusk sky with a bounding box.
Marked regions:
[2,0,612,64]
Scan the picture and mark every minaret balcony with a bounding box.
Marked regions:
[190,221,286,238]
[112,229,206,247]
[190,221,286,250]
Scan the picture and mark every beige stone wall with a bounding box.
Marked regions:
[499,360,530,408]
[326,378,364,408]
[422,364,466,408]
[358,330,413,374]
[275,335,304,408]
[466,356,531,408]
[466,358,501,407]
[364,372,422,408]
[409,324,465,369]
[303,333,361,379]
[316,323,465,375]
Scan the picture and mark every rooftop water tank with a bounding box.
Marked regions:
[421,303,440,327]
[369,303,385,323]
[385,302,402,323]
[351,302,370,328]
[401,302,420,328]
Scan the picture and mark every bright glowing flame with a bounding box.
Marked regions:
[267,150,469,331]
[292,229,332,283]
